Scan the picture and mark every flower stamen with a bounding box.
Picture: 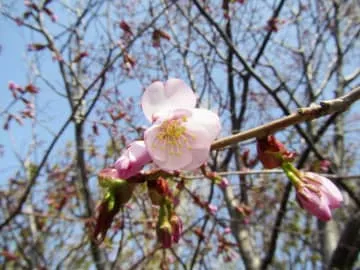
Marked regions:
[153,117,194,155]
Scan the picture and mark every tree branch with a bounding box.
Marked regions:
[211,86,360,150]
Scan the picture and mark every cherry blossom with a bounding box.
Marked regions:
[142,78,221,171]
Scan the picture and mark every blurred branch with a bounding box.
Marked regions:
[223,185,261,270]
[188,170,360,180]
[329,211,360,270]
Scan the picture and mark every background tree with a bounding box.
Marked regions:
[0,0,359,269]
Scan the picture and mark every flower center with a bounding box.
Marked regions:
[154,117,194,155]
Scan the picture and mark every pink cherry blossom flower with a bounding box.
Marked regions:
[142,78,221,171]
[296,172,343,221]
[114,140,152,179]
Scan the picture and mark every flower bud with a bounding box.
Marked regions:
[94,168,137,242]
[282,163,343,221]
[170,215,183,243]
[114,141,152,179]
[218,177,229,189]
[156,200,173,248]
[295,172,343,221]
[27,43,47,51]
[119,20,133,35]
[147,177,170,205]
[207,204,218,215]
[257,135,296,169]
[157,221,172,248]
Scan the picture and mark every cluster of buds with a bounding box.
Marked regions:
[257,135,343,221]
[23,0,57,22]
[5,82,38,128]
[8,81,39,95]
[192,193,218,216]
[205,170,229,190]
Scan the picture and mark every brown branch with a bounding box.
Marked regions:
[211,86,360,150]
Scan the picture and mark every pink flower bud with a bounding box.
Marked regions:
[296,172,343,221]
[207,204,218,215]
[170,215,183,243]
[114,141,152,179]
[219,177,229,189]
[8,81,17,90]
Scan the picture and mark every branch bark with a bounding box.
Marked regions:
[211,86,360,150]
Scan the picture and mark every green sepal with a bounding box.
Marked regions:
[104,190,116,211]
[98,174,127,190]
[281,162,301,188]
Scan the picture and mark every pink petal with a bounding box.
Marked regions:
[182,148,210,170]
[186,109,221,141]
[156,146,193,171]
[128,141,151,163]
[153,108,192,124]
[115,156,130,171]
[306,173,343,209]
[142,79,196,122]
[144,125,167,162]
[183,118,213,149]
[182,123,212,170]
[297,189,332,221]
[114,140,152,179]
